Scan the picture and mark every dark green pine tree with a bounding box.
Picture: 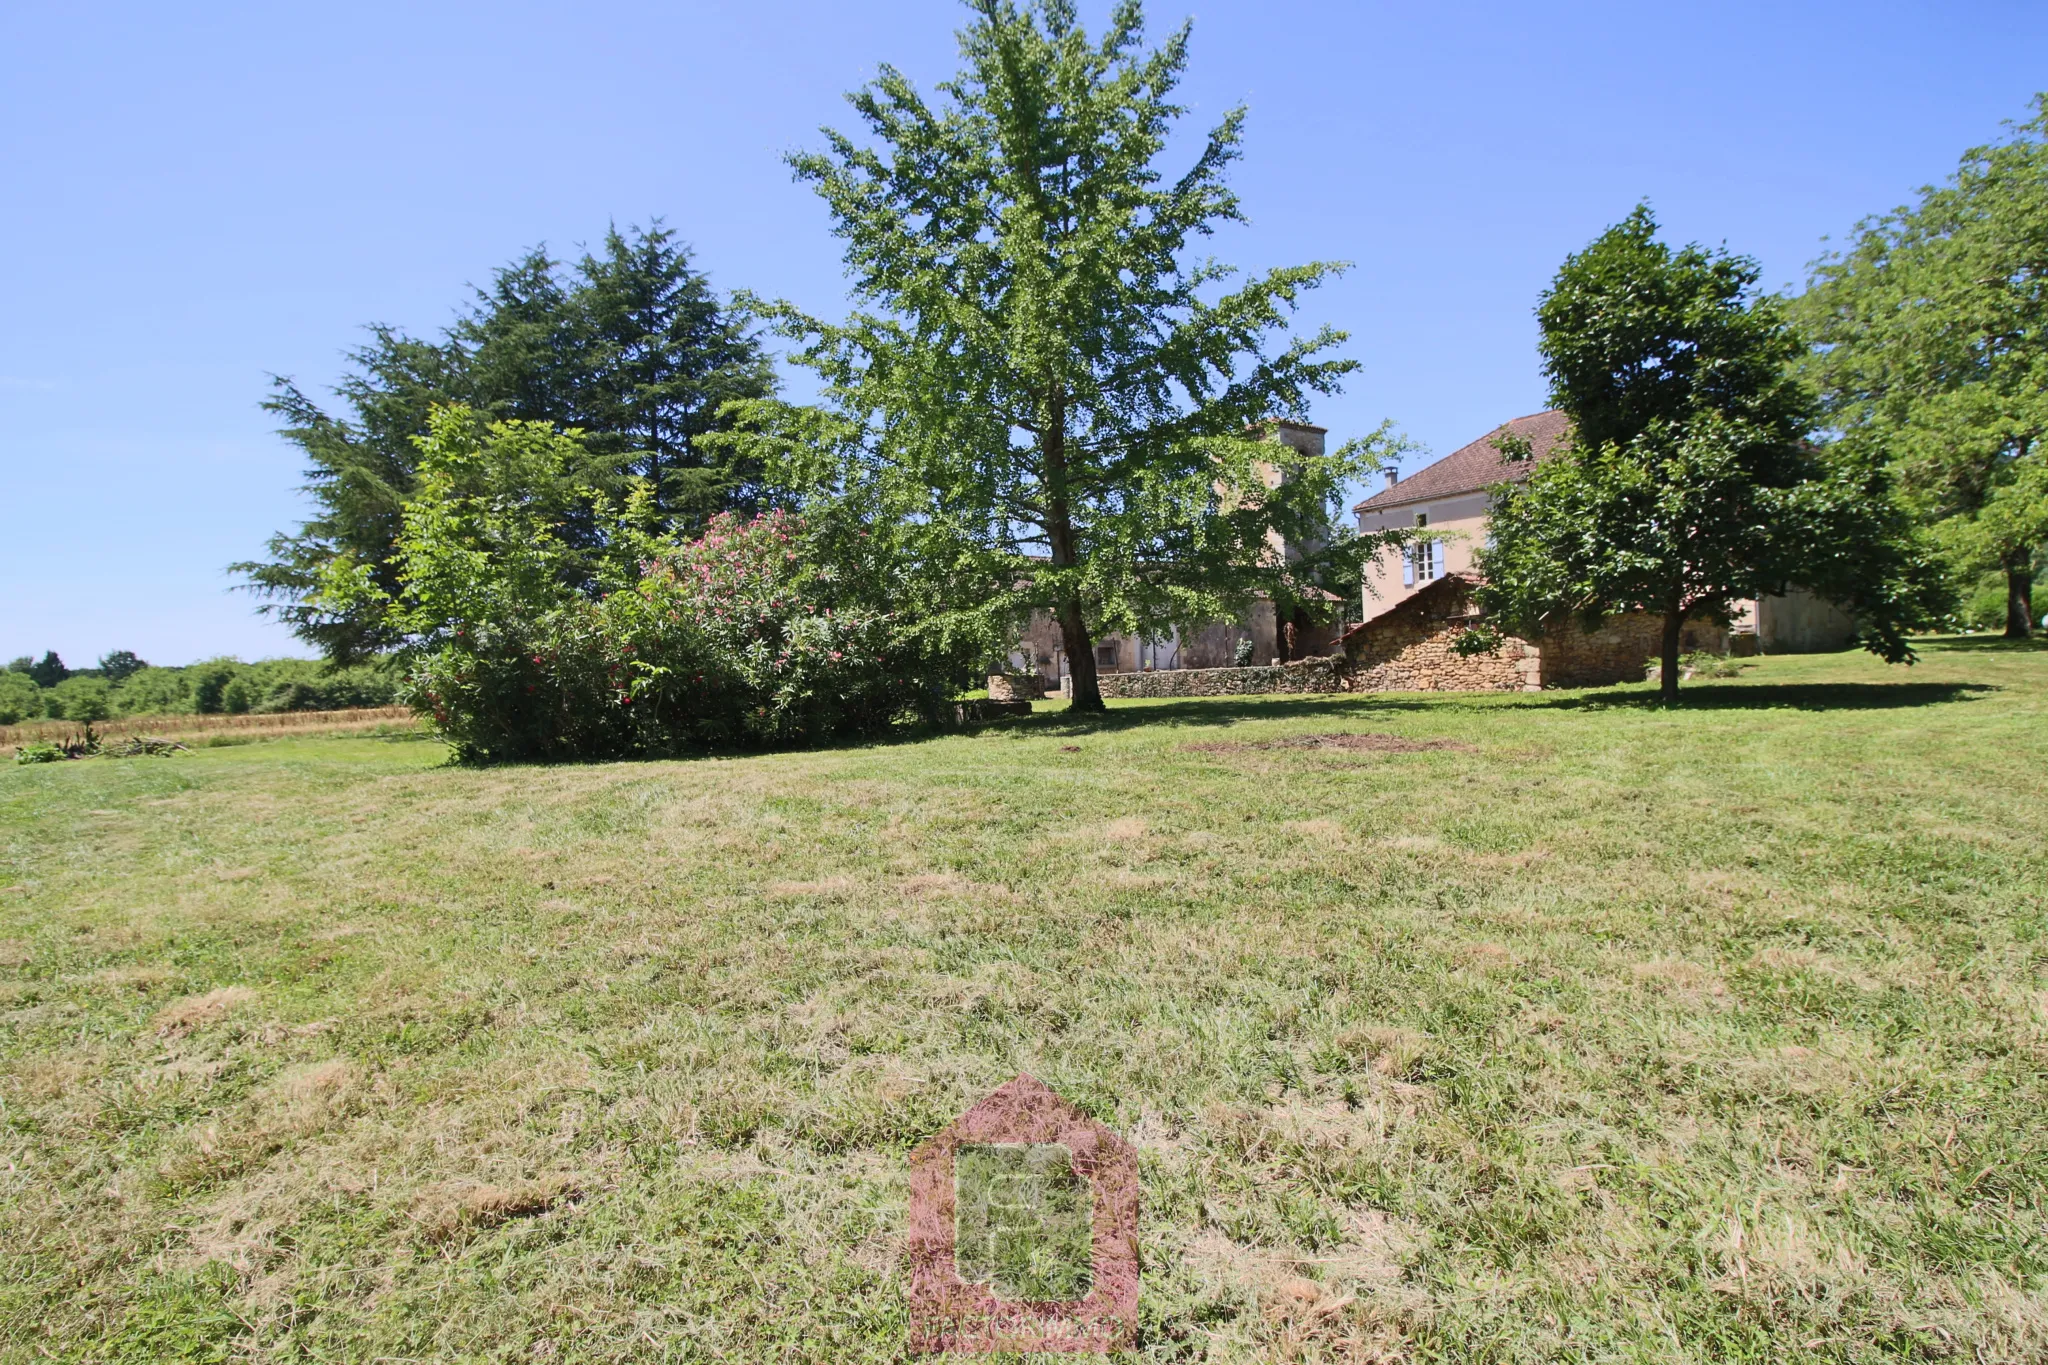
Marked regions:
[567,225,777,520]
[237,223,772,663]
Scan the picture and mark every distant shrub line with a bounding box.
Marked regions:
[0,655,399,727]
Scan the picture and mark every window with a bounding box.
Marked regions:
[1403,512,1440,586]
[1094,642,1118,668]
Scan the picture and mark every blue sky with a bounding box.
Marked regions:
[3,1,2042,667]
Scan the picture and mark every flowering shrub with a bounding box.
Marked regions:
[329,411,977,762]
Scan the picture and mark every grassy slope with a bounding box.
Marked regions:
[1,641,2044,1363]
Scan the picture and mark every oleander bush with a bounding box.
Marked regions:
[325,408,986,763]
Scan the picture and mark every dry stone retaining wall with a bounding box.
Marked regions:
[1064,577,1729,700]
[1089,658,1346,699]
[1340,598,1538,692]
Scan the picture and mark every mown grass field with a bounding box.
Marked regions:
[2,640,2044,1363]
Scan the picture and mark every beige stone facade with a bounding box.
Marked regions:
[1353,410,1857,654]
[1075,575,1727,699]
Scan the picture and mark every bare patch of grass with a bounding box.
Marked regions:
[1188,730,1473,755]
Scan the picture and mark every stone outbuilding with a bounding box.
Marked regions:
[1336,574,1728,693]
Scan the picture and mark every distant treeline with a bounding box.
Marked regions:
[0,652,399,726]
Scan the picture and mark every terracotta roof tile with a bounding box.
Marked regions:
[1354,410,1570,514]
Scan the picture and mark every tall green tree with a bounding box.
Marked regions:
[734,0,1397,711]
[1480,206,1938,704]
[96,651,147,683]
[238,223,772,662]
[1796,95,2048,639]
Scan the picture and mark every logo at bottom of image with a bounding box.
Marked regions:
[906,1074,1139,1354]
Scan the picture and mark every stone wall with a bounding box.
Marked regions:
[1087,657,1346,699]
[1049,575,1732,700]
[987,673,1047,702]
[1758,586,1856,654]
[1340,586,1538,692]
[1332,576,1534,692]
[1537,613,1727,688]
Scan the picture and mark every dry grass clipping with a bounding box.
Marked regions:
[152,986,256,1036]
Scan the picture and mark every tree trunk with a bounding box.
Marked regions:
[1056,597,1102,711]
[2005,561,2035,640]
[1041,388,1105,712]
[1659,605,1684,706]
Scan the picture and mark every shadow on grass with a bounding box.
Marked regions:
[1537,681,1996,712]
[1913,634,2048,653]
[1003,679,1997,735]
[436,675,2001,767]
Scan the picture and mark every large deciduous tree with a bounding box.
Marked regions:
[739,0,1397,711]
[238,223,772,662]
[1479,206,1938,704]
[1795,96,2048,639]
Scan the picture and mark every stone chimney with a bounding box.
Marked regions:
[1266,421,1326,460]
[1383,467,1400,491]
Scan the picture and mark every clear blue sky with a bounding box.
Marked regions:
[3,1,2042,667]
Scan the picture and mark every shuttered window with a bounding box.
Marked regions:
[1404,511,1439,585]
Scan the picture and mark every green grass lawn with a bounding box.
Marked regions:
[3,640,2045,1362]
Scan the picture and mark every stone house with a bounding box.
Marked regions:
[1012,408,1860,698]
[1353,410,1857,654]
[1083,573,1726,699]
[1338,574,1729,692]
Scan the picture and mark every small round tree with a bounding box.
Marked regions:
[58,679,113,748]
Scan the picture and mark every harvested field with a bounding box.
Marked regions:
[0,705,415,756]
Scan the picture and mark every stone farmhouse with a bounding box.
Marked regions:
[1352,410,1857,654]
[1010,410,1856,698]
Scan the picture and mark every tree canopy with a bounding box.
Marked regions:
[725,0,1398,710]
[1480,206,1939,703]
[239,223,773,662]
[96,651,147,683]
[1795,94,2048,638]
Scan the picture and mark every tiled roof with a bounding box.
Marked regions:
[1353,409,1570,513]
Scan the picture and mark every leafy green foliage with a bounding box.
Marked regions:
[239,223,773,662]
[48,678,113,729]
[323,408,983,763]
[732,0,1399,711]
[112,667,190,716]
[1797,95,2048,638]
[0,671,41,726]
[12,742,65,764]
[26,652,67,688]
[1451,624,1503,658]
[1480,206,1941,702]
[0,657,398,725]
[96,650,147,683]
